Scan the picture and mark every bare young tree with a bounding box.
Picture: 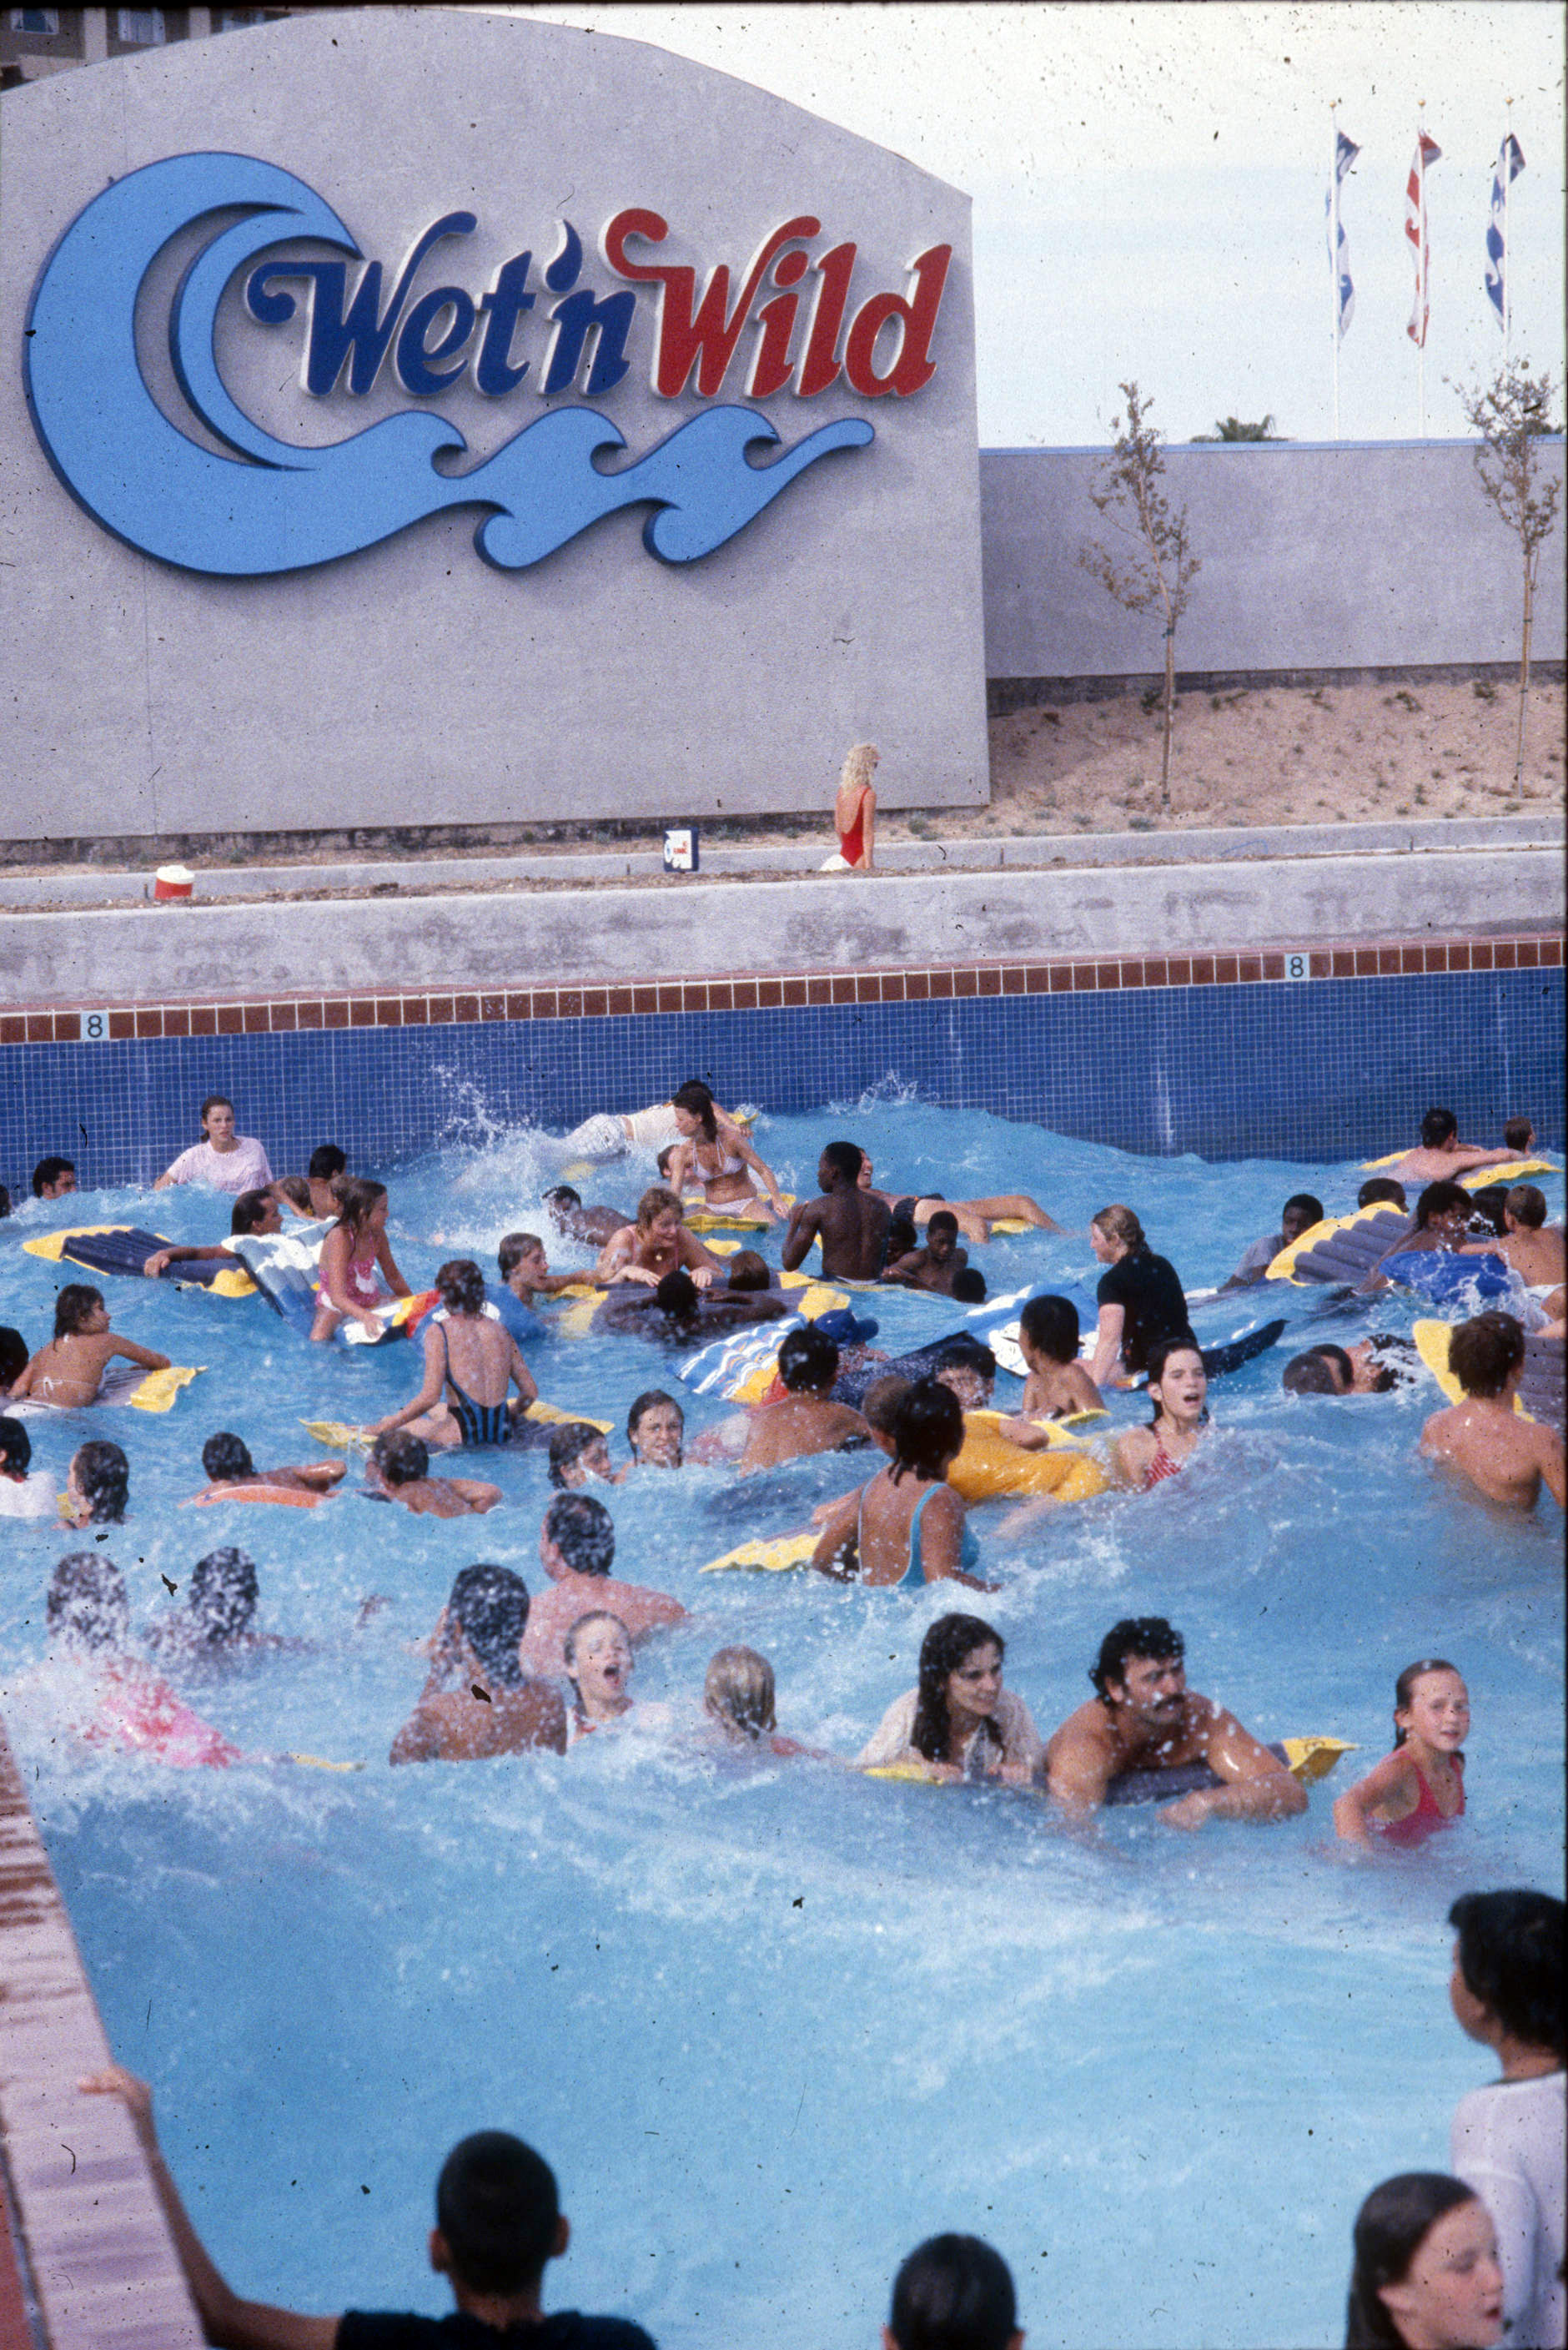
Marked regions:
[1452,363,1562,798]
[1080,382,1201,810]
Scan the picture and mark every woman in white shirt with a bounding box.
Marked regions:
[154,1096,273,1196]
[858,1613,1043,1785]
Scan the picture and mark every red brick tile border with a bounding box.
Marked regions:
[1,934,1560,1043]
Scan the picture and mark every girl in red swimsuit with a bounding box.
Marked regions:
[1113,1338,1209,1492]
[826,742,877,871]
[1332,1658,1468,1847]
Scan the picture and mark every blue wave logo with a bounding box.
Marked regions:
[23,153,874,578]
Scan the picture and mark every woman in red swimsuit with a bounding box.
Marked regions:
[1333,1658,1469,1847]
[823,742,878,871]
[1113,1338,1209,1492]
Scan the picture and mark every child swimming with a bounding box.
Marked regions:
[1112,1338,1209,1491]
[1332,1658,1469,1847]
[998,1295,1104,1439]
[10,1286,170,1409]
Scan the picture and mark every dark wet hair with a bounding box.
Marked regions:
[543,1492,616,1577]
[308,1144,347,1180]
[71,1440,128,1524]
[927,1210,960,1240]
[543,1185,581,1211]
[885,1214,919,1259]
[727,1250,769,1291]
[435,2129,560,2293]
[32,1155,75,1197]
[199,1094,235,1132]
[890,1380,964,1487]
[1344,2173,1479,2348]
[1502,1115,1534,1152]
[373,1430,429,1485]
[1284,1192,1324,1227]
[1358,1177,1408,1210]
[0,1329,28,1389]
[1448,1890,1565,2060]
[1447,1311,1525,1399]
[672,1079,719,1142]
[201,1431,255,1483]
[654,1269,700,1321]
[822,1140,863,1184]
[0,1417,32,1474]
[1420,1107,1459,1149]
[1391,1658,1462,1749]
[0,1185,9,1219]
[48,1552,130,1652]
[547,1422,610,1489]
[188,1547,259,1646]
[333,1177,386,1238]
[1282,1346,1352,1396]
[448,1564,529,1690]
[951,1266,988,1304]
[497,1232,543,1280]
[778,1326,839,1393]
[229,1189,274,1235]
[1091,1616,1183,1700]
[53,1284,105,1338]
[1412,1180,1472,1232]
[626,1389,682,1453]
[1505,1183,1546,1229]
[1465,1184,1510,1238]
[932,1335,997,1385]
[1018,1293,1081,1366]
[910,1613,1005,1764]
[888,2232,1018,2350]
[435,1259,487,1317]
[1145,1336,1206,1427]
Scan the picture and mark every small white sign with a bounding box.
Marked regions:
[78,1009,112,1040]
[1283,953,1309,981]
[662,827,698,873]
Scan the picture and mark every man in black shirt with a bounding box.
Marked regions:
[82,2068,656,2349]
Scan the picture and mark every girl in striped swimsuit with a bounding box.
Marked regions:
[1113,1339,1209,1492]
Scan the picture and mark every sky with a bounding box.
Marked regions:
[500,1,1565,445]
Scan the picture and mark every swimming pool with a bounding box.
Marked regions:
[1,1098,1561,2349]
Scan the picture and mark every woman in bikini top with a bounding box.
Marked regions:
[664,1081,787,1219]
[812,1381,994,1592]
[1113,1339,1209,1492]
[368,1261,538,1450]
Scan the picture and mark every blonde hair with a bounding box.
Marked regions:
[704,1645,776,1739]
[839,743,878,792]
[636,1186,683,1230]
[1092,1203,1147,1255]
[563,1610,632,1699]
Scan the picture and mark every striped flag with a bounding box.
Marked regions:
[1405,129,1442,347]
[1485,133,1525,325]
[1326,127,1360,339]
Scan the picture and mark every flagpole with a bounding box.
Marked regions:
[1329,106,1341,439]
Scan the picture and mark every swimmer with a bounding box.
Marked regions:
[1333,1658,1469,1848]
[365,1431,500,1517]
[310,1179,411,1342]
[492,1232,578,1343]
[564,1611,671,1743]
[998,1295,1104,1439]
[739,1326,869,1472]
[806,1373,912,1522]
[1044,1615,1305,1826]
[518,1494,686,1677]
[148,1547,301,1659]
[541,1185,626,1250]
[857,1150,1062,1245]
[140,1185,281,1276]
[703,1646,812,1758]
[304,1143,347,1217]
[857,1613,1042,1784]
[153,1094,274,1196]
[1364,1182,1483,1288]
[195,1432,345,1504]
[1503,1115,1538,1155]
[45,1552,241,1768]
[822,739,878,872]
[782,1144,891,1281]
[1388,1106,1516,1188]
[0,1417,56,1520]
[885,2236,1022,2350]
[1419,1312,1565,1511]
[883,1209,971,1296]
[547,1422,621,1489]
[594,1265,787,1343]
[0,1327,28,1401]
[1113,1338,1209,1490]
[10,1286,170,1410]
[812,1381,993,1591]
[31,1155,78,1200]
[59,1439,130,1526]
[928,1334,998,1410]
[626,1390,684,1468]
[593,1186,725,1291]
[555,1083,751,1166]
[1222,1191,1324,1287]
[1281,1339,1419,1396]
[369,1261,539,1450]
[664,1079,787,1220]
[1344,2175,1504,2350]
[1460,1185,1565,1290]
[391,1565,567,1762]
[269,1175,316,1217]
[1359,1176,1410,1211]
[1088,1205,1190,1386]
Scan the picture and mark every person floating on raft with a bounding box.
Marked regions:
[10,1286,170,1409]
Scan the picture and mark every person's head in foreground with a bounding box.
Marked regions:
[48,1552,130,1654]
[53,1283,107,1340]
[1144,1337,1207,1427]
[726,1248,770,1291]
[931,1335,997,1409]
[1411,1182,1473,1238]
[889,1380,965,1487]
[0,1417,31,1478]
[1279,1192,1325,1245]
[1447,1312,1525,1401]
[862,1374,914,1451]
[635,1185,684,1240]
[435,1259,487,1316]
[541,1492,616,1578]
[884,2232,1022,2350]
[1018,1294,1080,1367]
[372,1430,430,1487]
[626,1390,683,1467]
[1344,2174,1502,2348]
[547,1420,615,1490]
[1090,1617,1184,1718]
[1502,1115,1534,1154]
[429,2128,568,2314]
[911,1613,1006,1764]
[1503,1183,1546,1230]
[498,1231,547,1286]
[777,1325,840,1396]
[652,1269,701,1324]
[1420,1108,1460,1150]
[229,1187,279,1236]
[201,1432,255,1485]
[818,1140,863,1191]
[68,1440,129,1524]
[187,1548,259,1648]
[703,1644,776,1741]
[564,1611,634,1723]
[444,1564,530,1689]
[1446,1888,1565,2063]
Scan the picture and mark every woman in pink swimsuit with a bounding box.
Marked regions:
[1333,1659,1469,1847]
[1113,1338,1209,1492]
[310,1178,412,1342]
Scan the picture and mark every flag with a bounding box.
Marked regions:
[1326,127,1360,339]
[1405,130,1441,347]
[1485,133,1525,325]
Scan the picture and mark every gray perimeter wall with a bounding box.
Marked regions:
[982,439,1566,684]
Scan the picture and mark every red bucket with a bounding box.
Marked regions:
[153,864,194,902]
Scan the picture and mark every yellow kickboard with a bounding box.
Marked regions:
[128,1366,204,1413]
[1460,1160,1555,1190]
[988,1217,1033,1235]
[523,1400,612,1432]
[1412,1320,1532,1419]
[302,1419,370,1450]
[700,1531,820,1574]
[1280,1735,1357,1786]
[962,1406,1102,1451]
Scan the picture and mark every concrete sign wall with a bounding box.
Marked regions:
[0,9,988,843]
[982,439,1566,684]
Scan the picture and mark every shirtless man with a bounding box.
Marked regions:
[194,1431,345,1503]
[739,1326,870,1472]
[9,1286,169,1408]
[884,1210,970,1296]
[517,1494,686,1676]
[1044,1615,1307,1829]
[998,1295,1103,1440]
[1390,1107,1516,1188]
[542,1184,626,1250]
[1420,1312,1565,1512]
[1281,1337,1420,1396]
[365,1430,500,1517]
[391,1566,566,1762]
[141,1186,281,1276]
[783,1144,891,1281]
[857,1151,1061,1246]
[1460,1186,1565,1290]
[593,1187,725,1291]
